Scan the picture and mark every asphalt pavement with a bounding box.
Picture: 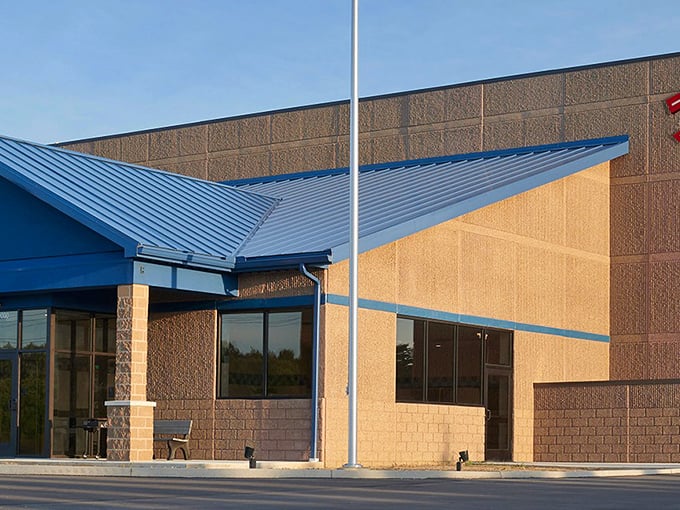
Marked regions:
[1,474,679,509]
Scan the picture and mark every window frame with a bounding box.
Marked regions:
[217,308,313,399]
[395,315,512,407]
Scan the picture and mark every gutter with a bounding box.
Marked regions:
[234,251,332,272]
[299,263,321,462]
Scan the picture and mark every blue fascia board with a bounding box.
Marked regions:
[330,139,629,263]
[224,135,629,187]
[0,161,140,255]
[136,245,236,271]
[233,251,332,272]
[324,294,609,343]
[132,261,238,296]
[0,252,133,293]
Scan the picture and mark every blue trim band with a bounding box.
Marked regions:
[217,295,315,311]
[324,294,609,343]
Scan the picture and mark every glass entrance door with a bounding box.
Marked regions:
[0,355,18,457]
[485,368,512,461]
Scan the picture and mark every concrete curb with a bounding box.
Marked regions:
[1,460,680,479]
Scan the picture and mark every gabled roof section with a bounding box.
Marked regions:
[228,136,629,266]
[0,136,278,270]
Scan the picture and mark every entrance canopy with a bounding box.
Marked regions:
[0,136,282,296]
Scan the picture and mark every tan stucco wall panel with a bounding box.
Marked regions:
[395,222,459,312]
[457,230,517,321]
[565,163,610,255]
[516,245,566,329]
[326,243,397,303]
[565,255,609,335]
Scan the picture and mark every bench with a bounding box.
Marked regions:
[153,419,192,460]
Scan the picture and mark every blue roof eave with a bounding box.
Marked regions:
[136,245,236,271]
[234,250,332,272]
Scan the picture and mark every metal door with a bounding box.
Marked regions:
[484,368,512,461]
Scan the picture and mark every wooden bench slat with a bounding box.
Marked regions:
[154,420,192,436]
[153,419,192,460]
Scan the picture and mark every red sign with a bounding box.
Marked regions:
[667,92,680,114]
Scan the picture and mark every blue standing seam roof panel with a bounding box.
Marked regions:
[0,134,628,275]
[0,136,279,271]
[228,136,629,262]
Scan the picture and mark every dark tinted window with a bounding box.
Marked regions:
[396,318,425,401]
[427,322,455,403]
[219,310,313,398]
[456,326,483,405]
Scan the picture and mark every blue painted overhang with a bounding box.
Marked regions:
[0,135,281,295]
[227,136,630,265]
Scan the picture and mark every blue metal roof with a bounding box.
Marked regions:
[0,134,628,276]
[0,136,277,270]
[228,136,629,266]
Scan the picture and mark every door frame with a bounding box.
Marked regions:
[0,353,18,457]
[484,365,513,461]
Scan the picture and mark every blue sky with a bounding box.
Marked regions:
[1,0,678,144]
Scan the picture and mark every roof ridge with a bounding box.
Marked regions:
[224,135,628,187]
[232,196,282,258]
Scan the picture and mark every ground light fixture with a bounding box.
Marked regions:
[244,446,256,469]
[456,450,469,471]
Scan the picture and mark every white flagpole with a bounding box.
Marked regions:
[345,0,361,469]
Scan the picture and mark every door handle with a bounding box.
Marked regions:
[485,409,491,421]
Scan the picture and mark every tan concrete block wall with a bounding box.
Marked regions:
[147,310,217,401]
[535,380,680,463]
[146,309,217,459]
[237,270,319,299]
[59,54,680,455]
[59,55,680,384]
[319,303,484,468]
[213,399,312,461]
[153,398,215,460]
[322,161,610,464]
[514,332,609,461]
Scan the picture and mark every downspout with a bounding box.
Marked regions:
[299,263,321,462]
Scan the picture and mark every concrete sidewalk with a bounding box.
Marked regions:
[1,459,680,479]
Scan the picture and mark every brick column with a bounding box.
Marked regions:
[105,284,156,461]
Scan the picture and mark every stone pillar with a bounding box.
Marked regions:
[105,284,156,461]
